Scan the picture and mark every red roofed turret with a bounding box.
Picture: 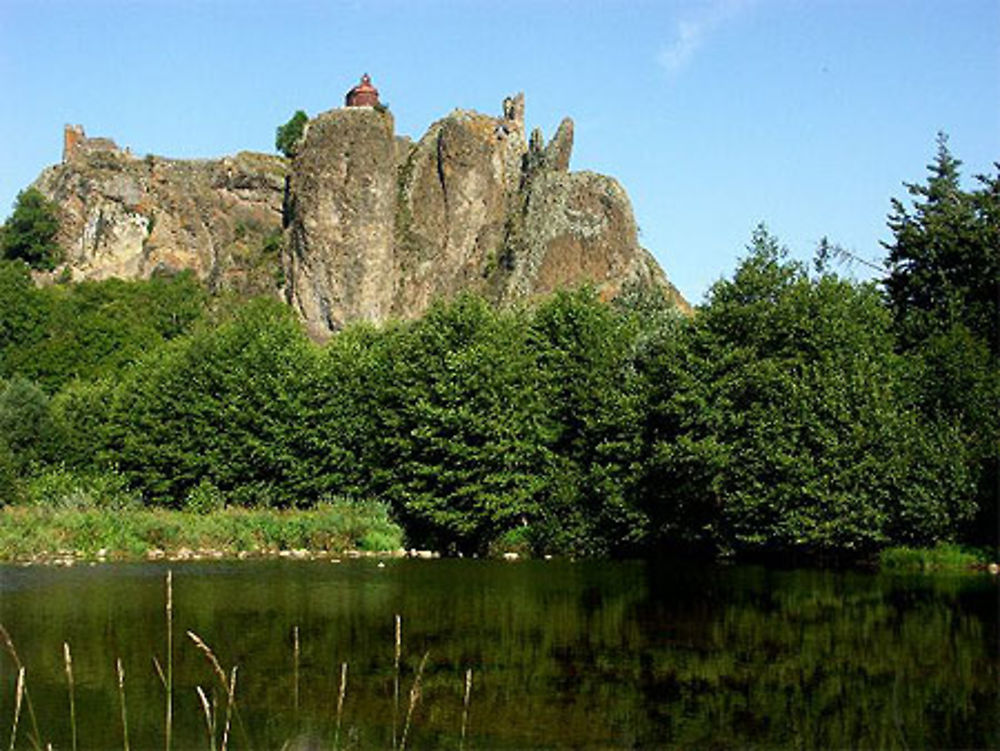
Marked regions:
[345,74,380,107]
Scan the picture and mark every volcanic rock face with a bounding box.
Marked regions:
[32,137,287,294]
[283,108,398,332]
[29,94,688,333]
[284,94,687,335]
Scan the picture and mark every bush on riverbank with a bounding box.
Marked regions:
[879,543,990,572]
[0,500,403,561]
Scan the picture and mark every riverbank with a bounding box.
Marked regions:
[879,543,996,573]
[0,501,406,564]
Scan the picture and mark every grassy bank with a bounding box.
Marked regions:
[0,500,404,562]
[879,543,993,573]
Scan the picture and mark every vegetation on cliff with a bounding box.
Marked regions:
[0,139,996,561]
[275,109,308,158]
[0,188,62,270]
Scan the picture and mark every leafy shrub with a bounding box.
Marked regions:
[880,543,986,572]
[0,188,62,270]
[184,479,226,514]
[275,110,308,158]
[23,466,139,510]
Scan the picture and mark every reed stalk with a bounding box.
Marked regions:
[1,624,40,751]
[63,643,77,751]
[153,657,166,688]
[220,666,237,751]
[333,662,348,751]
[187,631,229,689]
[186,631,250,751]
[399,651,429,751]
[165,570,173,751]
[8,666,24,751]
[459,668,473,751]
[195,686,216,751]
[116,658,130,751]
[392,614,401,751]
[292,626,300,717]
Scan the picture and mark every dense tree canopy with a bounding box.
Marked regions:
[642,227,973,555]
[884,134,1000,354]
[0,188,63,270]
[883,135,1000,547]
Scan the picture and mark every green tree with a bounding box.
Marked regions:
[884,134,1000,354]
[0,269,208,392]
[0,377,60,473]
[362,295,554,554]
[644,226,974,555]
[275,110,309,158]
[99,298,318,507]
[528,288,649,555]
[0,188,63,270]
[884,136,1000,547]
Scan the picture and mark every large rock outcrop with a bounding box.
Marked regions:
[32,129,287,294]
[284,94,688,335]
[28,94,688,333]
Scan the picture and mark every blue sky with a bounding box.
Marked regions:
[1,0,997,304]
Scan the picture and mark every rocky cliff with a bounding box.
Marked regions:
[29,95,688,333]
[33,129,287,295]
[284,94,688,336]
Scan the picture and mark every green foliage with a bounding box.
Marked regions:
[0,268,209,391]
[527,288,649,555]
[642,226,974,555]
[0,501,403,559]
[22,466,139,511]
[879,543,987,571]
[275,110,308,158]
[0,188,63,270]
[101,298,318,508]
[884,135,1000,547]
[183,478,226,514]
[884,134,1000,354]
[0,376,60,472]
[362,295,555,554]
[0,439,22,505]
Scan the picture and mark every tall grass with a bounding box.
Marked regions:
[1,624,39,750]
[116,658,130,751]
[333,662,348,751]
[1,588,475,749]
[8,666,24,751]
[187,629,240,751]
[460,668,473,751]
[399,651,430,751]
[63,643,76,751]
[165,570,173,751]
[0,500,403,562]
[880,543,988,572]
[292,625,301,717]
[392,614,401,750]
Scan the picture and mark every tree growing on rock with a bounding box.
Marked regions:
[1,188,63,270]
[275,110,309,158]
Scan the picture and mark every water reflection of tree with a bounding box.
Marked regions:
[2,563,996,749]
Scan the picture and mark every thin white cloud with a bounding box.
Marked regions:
[657,0,756,76]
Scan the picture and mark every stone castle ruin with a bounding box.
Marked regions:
[62,124,129,163]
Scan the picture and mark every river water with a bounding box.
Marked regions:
[0,559,997,749]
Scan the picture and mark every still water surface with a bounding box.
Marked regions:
[0,559,997,749]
